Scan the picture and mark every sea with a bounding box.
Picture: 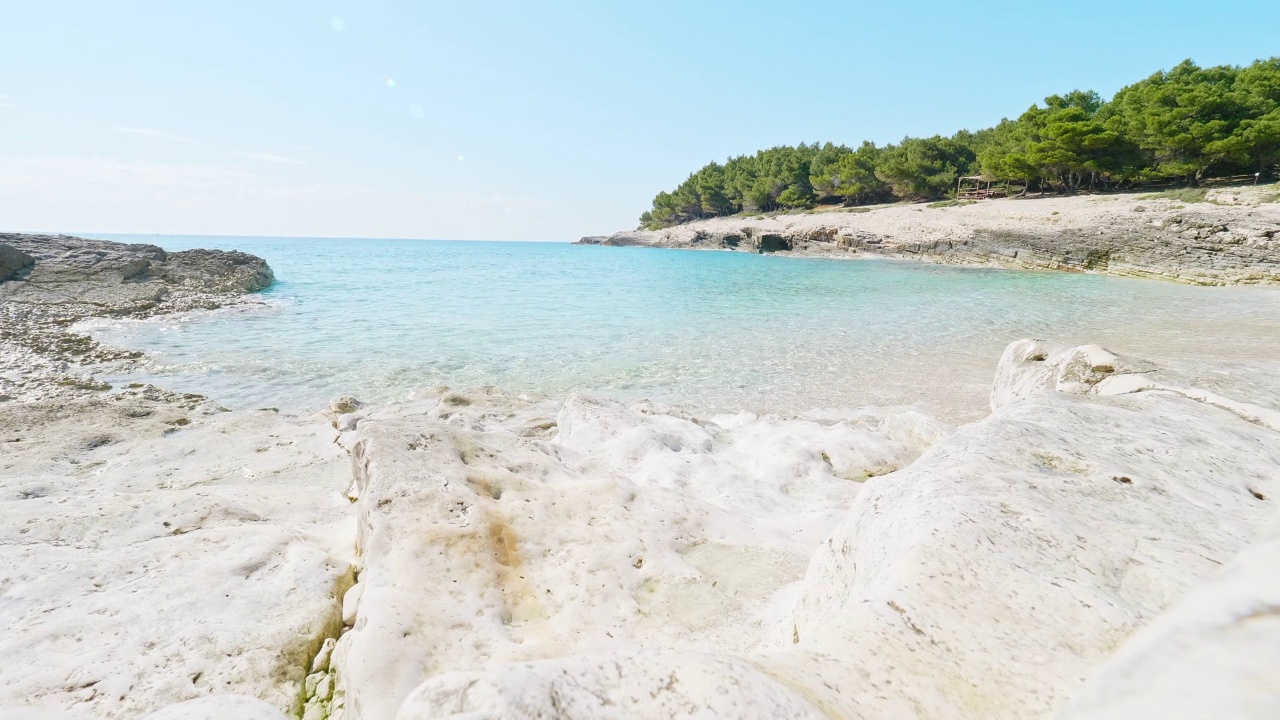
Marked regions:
[77,235,1280,422]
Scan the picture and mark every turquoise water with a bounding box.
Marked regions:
[79,235,1280,421]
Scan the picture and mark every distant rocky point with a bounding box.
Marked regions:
[0,233,273,302]
[581,186,1280,285]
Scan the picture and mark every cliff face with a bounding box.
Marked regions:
[581,187,1280,285]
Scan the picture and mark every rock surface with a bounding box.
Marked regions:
[580,186,1280,285]
[0,396,354,718]
[0,233,274,404]
[0,233,273,300]
[0,242,35,281]
[351,343,1280,719]
[0,234,353,719]
[326,388,948,719]
[6,230,1280,719]
[1054,518,1280,720]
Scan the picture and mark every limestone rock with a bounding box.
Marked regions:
[0,242,35,281]
[328,396,362,416]
[0,397,353,718]
[990,339,1156,410]
[374,343,1280,720]
[141,695,290,720]
[329,389,948,719]
[0,233,274,305]
[775,342,1280,718]
[1055,519,1280,720]
[0,233,275,404]
[396,651,826,720]
[577,187,1280,285]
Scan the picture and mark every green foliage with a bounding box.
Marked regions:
[641,56,1280,228]
[809,141,891,204]
[1139,188,1209,203]
[876,135,977,200]
[927,199,977,208]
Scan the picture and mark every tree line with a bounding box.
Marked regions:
[641,57,1280,229]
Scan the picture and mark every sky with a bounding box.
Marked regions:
[2,1,1278,241]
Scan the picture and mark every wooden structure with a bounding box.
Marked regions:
[956,176,1008,200]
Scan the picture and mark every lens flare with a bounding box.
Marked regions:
[386,78,396,88]
[330,16,345,31]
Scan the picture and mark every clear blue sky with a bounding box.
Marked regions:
[2,1,1277,241]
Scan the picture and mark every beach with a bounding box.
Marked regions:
[3,208,1280,719]
[582,186,1280,285]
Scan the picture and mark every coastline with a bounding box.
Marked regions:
[580,185,1280,286]
[3,233,1280,719]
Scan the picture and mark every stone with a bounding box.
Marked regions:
[0,233,276,405]
[381,342,1280,720]
[1055,519,1280,720]
[141,695,290,720]
[772,342,1280,718]
[315,674,333,702]
[311,638,337,674]
[305,673,324,698]
[327,388,949,719]
[0,242,35,281]
[575,187,1280,285]
[328,396,362,415]
[341,582,364,626]
[0,397,353,718]
[396,651,827,719]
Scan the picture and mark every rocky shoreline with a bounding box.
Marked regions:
[0,233,274,404]
[3,234,1280,719]
[580,186,1280,286]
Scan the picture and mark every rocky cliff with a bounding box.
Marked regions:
[580,186,1280,285]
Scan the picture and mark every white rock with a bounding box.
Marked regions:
[0,399,354,718]
[396,650,827,720]
[0,707,95,720]
[341,582,365,626]
[315,673,333,702]
[775,342,1280,718]
[1055,516,1280,720]
[141,695,290,720]
[990,338,1155,410]
[304,672,323,698]
[330,389,948,719]
[311,638,338,674]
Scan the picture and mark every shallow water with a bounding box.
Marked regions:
[78,235,1280,421]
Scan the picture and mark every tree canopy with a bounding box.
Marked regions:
[641,57,1280,229]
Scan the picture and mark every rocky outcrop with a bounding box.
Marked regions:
[1054,522,1280,720]
[580,187,1280,285]
[0,243,35,281]
[342,343,1279,719]
[765,341,1280,718]
[0,234,275,403]
[0,233,274,307]
[323,389,948,719]
[0,395,353,719]
[5,340,1280,718]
